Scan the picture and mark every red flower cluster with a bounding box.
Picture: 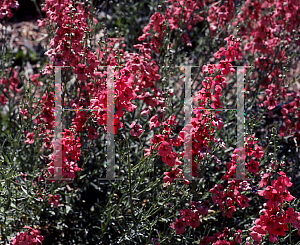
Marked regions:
[234,0,300,146]
[42,0,100,76]
[34,188,60,207]
[207,1,235,35]
[208,135,264,220]
[46,128,81,181]
[199,227,242,245]
[138,0,204,49]
[170,200,210,235]
[33,91,55,130]
[0,0,19,20]
[46,193,60,207]
[148,56,229,183]
[130,121,143,138]
[0,68,22,105]
[210,180,250,219]
[249,171,300,243]
[145,114,185,170]
[88,37,164,134]
[206,0,300,150]
[22,89,57,149]
[24,132,35,145]
[10,225,44,245]
[235,0,300,55]
[279,91,300,142]
[163,166,189,186]
[223,135,263,181]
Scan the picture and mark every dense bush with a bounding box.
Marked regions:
[0,0,300,244]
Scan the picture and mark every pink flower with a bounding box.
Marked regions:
[282,191,294,202]
[163,166,187,184]
[196,200,210,216]
[263,96,278,110]
[259,172,271,188]
[213,47,226,59]
[217,5,229,19]
[20,172,27,180]
[10,226,44,245]
[130,121,143,138]
[216,60,236,75]
[87,126,98,140]
[252,145,264,159]
[250,231,262,242]
[170,217,186,235]
[149,115,160,129]
[37,19,45,27]
[25,132,35,145]
[141,108,150,116]
[158,141,172,157]
[74,64,88,81]
[247,159,259,175]
[29,74,40,87]
[0,94,7,105]
[179,208,192,222]
[186,212,200,228]
[0,0,19,20]
[181,33,192,47]
[162,151,177,166]
[47,194,60,207]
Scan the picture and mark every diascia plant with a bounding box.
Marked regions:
[0,0,299,244]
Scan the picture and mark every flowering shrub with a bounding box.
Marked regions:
[0,0,300,244]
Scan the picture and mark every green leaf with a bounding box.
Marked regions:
[10,202,17,209]
[21,185,27,195]
[15,47,25,60]
[65,205,71,214]
[80,174,87,179]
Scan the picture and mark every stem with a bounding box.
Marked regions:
[289,201,292,245]
[289,222,292,245]
[121,117,136,222]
